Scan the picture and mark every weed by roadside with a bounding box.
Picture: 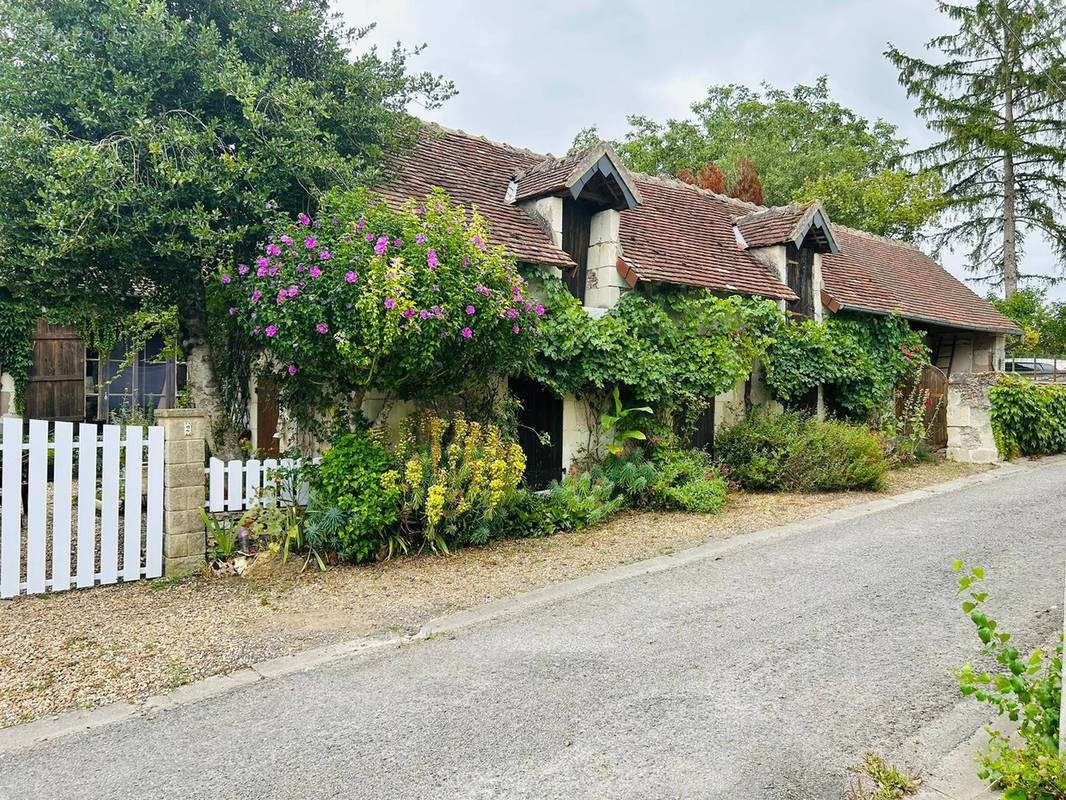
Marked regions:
[845,752,922,799]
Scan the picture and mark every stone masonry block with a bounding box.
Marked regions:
[165,484,205,513]
[586,242,618,270]
[165,508,205,536]
[164,553,205,578]
[164,462,206,489]
[164,438,205,466]
[164,530,205,560]
[589,209,620,247]
[946,405,971,427]
[584,285,621,311]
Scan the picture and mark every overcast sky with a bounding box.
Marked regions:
[336,0,1060,297]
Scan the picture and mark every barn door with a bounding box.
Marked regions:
[25,320,85,422]
[511,378,563,489]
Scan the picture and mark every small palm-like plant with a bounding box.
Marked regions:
[600,387,652,456]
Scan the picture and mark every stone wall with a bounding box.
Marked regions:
[946,372,1000,464]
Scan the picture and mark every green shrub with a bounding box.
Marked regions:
[387,412,526,551]
[990,374,1066,458]
[484,488,570,540]
[311,433,399,563]
[648,446,728,514]
[954,562,1066,798]
[715,410,888,491]
[548,471,627,530]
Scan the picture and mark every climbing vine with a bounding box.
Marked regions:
[524,269,780,411]
[0,291,37,412]
[762,312,928,420]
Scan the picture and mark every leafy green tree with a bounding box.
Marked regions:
[887,0,1066,297]
[0,0,452,451]
[989,287,1066,355]
[572,78,944,239]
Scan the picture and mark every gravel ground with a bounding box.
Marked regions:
[0,460,986,728]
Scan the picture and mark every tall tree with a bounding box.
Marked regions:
[730,158,765,205]
[571,78,944,240]
[0,0,453,451]
[887,0,1066,297]
[676,161,727,194]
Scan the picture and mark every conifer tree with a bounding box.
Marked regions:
[887,0,1066,297]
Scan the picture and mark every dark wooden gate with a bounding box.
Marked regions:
[255,379,280,457]
[511,378,563,489]
[897,364,948,449]
[25,320,85,421]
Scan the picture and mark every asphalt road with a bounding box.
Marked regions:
[3,461,1065,799]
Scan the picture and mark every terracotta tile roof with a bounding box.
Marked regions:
[375,127,575,269]
[733,205,807,249]
[823,227,1023,334]
[512,148,591,201]
[374,125,1019,333]
[513,142,642,207]
[619,178,796,300]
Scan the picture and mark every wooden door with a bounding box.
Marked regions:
[255,379,280,457]
[25,320,85,421]
[897,365,948,449]
[511,378,563,489]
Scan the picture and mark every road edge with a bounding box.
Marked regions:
[0,457,1047,755]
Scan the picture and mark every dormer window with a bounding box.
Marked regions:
[510,143,641,302]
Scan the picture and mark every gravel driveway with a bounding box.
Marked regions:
[0,462,979,727]
[1,458,1061,799]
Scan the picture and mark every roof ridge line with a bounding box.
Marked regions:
[629,172,767,211]
[830,221,922,251]
[420,121,552,162]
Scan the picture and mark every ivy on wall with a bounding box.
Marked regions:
[524,269,780,413]
[989,374,1066,458]
[762,312,928,420]
[0,291,37,412]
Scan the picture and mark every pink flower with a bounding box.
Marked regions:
[220,273,231,284]
[461,327,472,339]
[316,323,329,334]
[266,244,281,256]
[238,265,249,275]
[427,249,439,268]
[257,266,267,277]
[257,256,270,268]
[288,364,297,376]
[478,284,490,297]
[298,213,311,225]
[228,307,236,315]
[374,236,389,256]
[404,308,415,319]
[365,232,374,242]
[506,309,517,319]
[415,233,427,244]
[356,220,366,230]
[535,304,545,316]
[287,285,298,298]
[345,271,357,283]
[265,325,278,338]
[419,309,430,320]
[384,298,395,309]
[465,305,476,315]
[310,266,321,279]
[304,236,316,249]
[393,238,403,247]
[431,306,442,316]
[280,235,294,246]
[472,235,485,251]
[319,250,330,260]
[251,290,262,302]
[513,324,520,334]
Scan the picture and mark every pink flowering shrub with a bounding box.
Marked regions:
[226,189,537,419]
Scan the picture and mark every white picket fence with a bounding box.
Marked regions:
[206,457,316,513]
[0,417,164,598]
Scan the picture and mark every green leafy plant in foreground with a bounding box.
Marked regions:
[845,752,922,799]
[600,387,652,456]
[200,509,239,562]
[953,561,1066,799]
